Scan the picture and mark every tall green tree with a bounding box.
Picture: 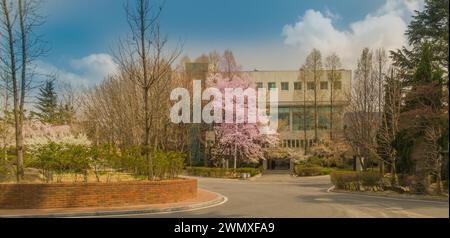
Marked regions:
[391,0,449,85]
[394,43,448,193]
[34,80,58,124]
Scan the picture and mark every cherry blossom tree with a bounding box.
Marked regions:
[207,73,277,169]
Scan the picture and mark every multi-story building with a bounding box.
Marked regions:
[248,70,351,148]
[184,63,352,170]
[248,70,352,170]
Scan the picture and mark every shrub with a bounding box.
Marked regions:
[185,167,229,178]
[235,167,261,177]
[153,150,184,180]
[402,175,429,194]
[0,159,14,182]
[185,167,261,178]
[307,157,324,167]
[295,166,322,176]
[26,142,186,182]
[330,171,383,191]
[294,165,336,177]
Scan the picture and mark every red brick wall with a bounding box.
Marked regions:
[0,179,197,209]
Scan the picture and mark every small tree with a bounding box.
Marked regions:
[303,49,323,142]
[325,53,342,140]
[34,80,58,124]
[345,48,381,170]
[208,73,277,169]
[377,69,402,185]
[115,0,180,180]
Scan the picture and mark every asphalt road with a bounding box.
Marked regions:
[124,173,449,218]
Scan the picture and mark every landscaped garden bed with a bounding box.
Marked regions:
[293,156,353,177]
[0,142,198,210]
[330,171,449,196]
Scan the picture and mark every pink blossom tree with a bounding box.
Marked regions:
[207,73,278,169]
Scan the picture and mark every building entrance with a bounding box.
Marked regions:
[267,159,290,170]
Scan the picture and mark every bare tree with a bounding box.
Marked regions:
[345,48,381,170]
[377,69,402,184]
[303,49,323,142]
[424,124,444,194]
[300,66,308,154]
[374,48,387,174]
[114,0,180,179]
[220,49,240,78]
[325,53,342,140]
[0,0,47,181]
[208,51,221,74]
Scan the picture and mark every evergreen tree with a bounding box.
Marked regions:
[394,43,448,192]
[391,0,449,85]
[57,102,75,125]
[34,80,58,124]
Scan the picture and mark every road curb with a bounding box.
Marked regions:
[327,186,449,204]
[1,190,227,218]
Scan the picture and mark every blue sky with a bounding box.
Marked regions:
[38,0,423,86]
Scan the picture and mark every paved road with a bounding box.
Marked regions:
[126,174,449,218]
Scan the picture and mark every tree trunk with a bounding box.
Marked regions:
[303,71,307,155]
[379,159,385,175]
[314,70,318,142]
[435,173,442,194]
[330,77,333,140]
[144,86,153,180]
[233,139,237,170]
[18,0,27,182]
[2,0,24,181]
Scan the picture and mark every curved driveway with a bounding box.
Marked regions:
[133,174,449,218]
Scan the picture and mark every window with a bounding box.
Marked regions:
[281,82,289,91]
[268,82,277,89]
[333,81,342,90]
[294,82,302,90]
[307,82,315,90]
[288,140,292,148]
[278,107,290,131]
[256,82,263,89]
[295,140,300,148]
[318,107,331,130]
[292,108,303,131]
[320,81,328,90]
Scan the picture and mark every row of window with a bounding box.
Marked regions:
[281,139,318,149]
[256,81,342,91]
[277,106,343,132]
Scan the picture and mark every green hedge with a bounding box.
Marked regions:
[294,165,335,177]
[235,168,262,177]
[330,171,383,191]
[185,167,261,178]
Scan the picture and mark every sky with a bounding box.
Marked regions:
[37,0,425,87]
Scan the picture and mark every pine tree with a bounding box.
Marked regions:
[34,80,58,124]
[391,0,449,85]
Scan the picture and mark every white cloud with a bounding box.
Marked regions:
[36,53,118,88]
[282,0,425,68]
[71,53,118,82]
